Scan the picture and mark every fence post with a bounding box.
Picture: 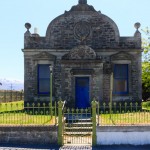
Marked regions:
[58,100,63,146]
[55,101,57,125]
[16,91,18,101]
[4,91,6,102]
[10,91,12,102]
[20,91,22,100]
[92,99,97,146]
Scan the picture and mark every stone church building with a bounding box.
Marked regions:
[23,0,142,108]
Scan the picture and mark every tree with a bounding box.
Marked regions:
[142,62,150,100]
[142,27,150,61]
[142,27,150,101]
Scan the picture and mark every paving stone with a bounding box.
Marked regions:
[60,145,92,150]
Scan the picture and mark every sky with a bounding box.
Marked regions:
[0,0,150,81]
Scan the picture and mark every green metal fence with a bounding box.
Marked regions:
[0,102,57,126]
[0,90,24,103]
[97,102,150,126]
[0,100,149,127]
[0,99,150,147]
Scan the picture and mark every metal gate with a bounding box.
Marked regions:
[63,108,92,145]
[58,100,97,146]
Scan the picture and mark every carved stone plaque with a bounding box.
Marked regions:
[74,21,91,41]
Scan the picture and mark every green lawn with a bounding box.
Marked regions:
[0,113,56,125]
[99,110,150,126]
[0,101,56,125]
[97,101,150,125]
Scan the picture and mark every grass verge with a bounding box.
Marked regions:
[99,111,150,126]
[0,101,56,125]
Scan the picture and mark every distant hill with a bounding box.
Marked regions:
[0,78,24,91]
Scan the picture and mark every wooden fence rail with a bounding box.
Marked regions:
[0,90,24,103]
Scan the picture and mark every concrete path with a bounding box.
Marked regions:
[93,145,150,150]
[0,145,59,150]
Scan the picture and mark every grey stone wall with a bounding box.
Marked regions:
[24,57,35,103]
[0,126,58,146]
[103,74,111,102]
[23,50,142,106]
[54,58,62,100]
[131,53,142,101]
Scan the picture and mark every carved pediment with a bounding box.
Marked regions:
[111,52,133,61]
[62,45,96,60]
[33,52,56,60]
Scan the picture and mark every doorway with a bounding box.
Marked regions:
[75,77,90,108]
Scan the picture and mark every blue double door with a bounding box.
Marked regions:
[75,77,90,109]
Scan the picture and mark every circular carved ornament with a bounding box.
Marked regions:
[74,21,91,41]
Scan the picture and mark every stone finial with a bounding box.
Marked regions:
[79,0,87,4]
[24,23,31,38]
[25,23,31,31]
[134,22,141,31]
[134,22,141,48]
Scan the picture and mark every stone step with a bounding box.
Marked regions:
[65,126,92,130]
[64,132,92,136]
[64,128,92,133]
[65,122,92,127]
[65,114,91,121]
[66,118,92,123]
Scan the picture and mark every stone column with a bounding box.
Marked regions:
[103,63,112,103]
[54,57,62,100]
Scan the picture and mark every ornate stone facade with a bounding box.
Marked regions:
[22,0,142,107]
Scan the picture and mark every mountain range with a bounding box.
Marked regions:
[0,78,24,91]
